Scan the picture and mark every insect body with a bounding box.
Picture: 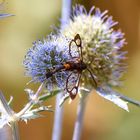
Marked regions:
[46,60,86,78]
[46,34,97,99]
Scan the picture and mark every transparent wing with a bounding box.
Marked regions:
[66,71,81,100]
[69,34,82,59]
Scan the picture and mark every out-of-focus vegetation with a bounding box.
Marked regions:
[0,0,140,140]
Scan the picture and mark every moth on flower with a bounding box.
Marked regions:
[23,4,140,111]
[59,5,140,111]
[23,34,96,100]
[46,34,97,99]
[23,35,71,90]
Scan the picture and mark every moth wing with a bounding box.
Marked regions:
[66,71,81,99]
[69,34,82,59]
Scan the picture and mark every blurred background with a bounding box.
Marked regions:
[0,0,140,140]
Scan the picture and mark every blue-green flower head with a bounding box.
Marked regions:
[60,4,127,88]
[23,35,71,90]
[23,5,140,111]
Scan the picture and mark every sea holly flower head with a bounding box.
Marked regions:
[23,4,140,111]
[60,4,127,88]
[59,5,140,111]
[23,34,76,90]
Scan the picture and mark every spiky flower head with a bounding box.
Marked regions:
[60,5,127,88]
[23,35,73,90]
[58,5,135,111]
[23,4,140,111]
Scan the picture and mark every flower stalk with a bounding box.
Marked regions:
[16,83,44,118]
[16,83,45,118]
[72,91,88,140]
[0,92,19,140]
[52,0,72,140]
[0,83,51,140]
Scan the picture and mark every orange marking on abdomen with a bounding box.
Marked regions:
[63,63,71,70]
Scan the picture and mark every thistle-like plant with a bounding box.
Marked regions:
[23,4,140,111]
[59,4,140,111]
[1,1,140,140]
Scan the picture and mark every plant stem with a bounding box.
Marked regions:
[60,0,72,29]
[11,122,20,140]
[0,126,12,140]
[52,0,72,140]
[16,83,44,118]
[0,92,20,140]
[52,94,64,140]
[72,93,88,140]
